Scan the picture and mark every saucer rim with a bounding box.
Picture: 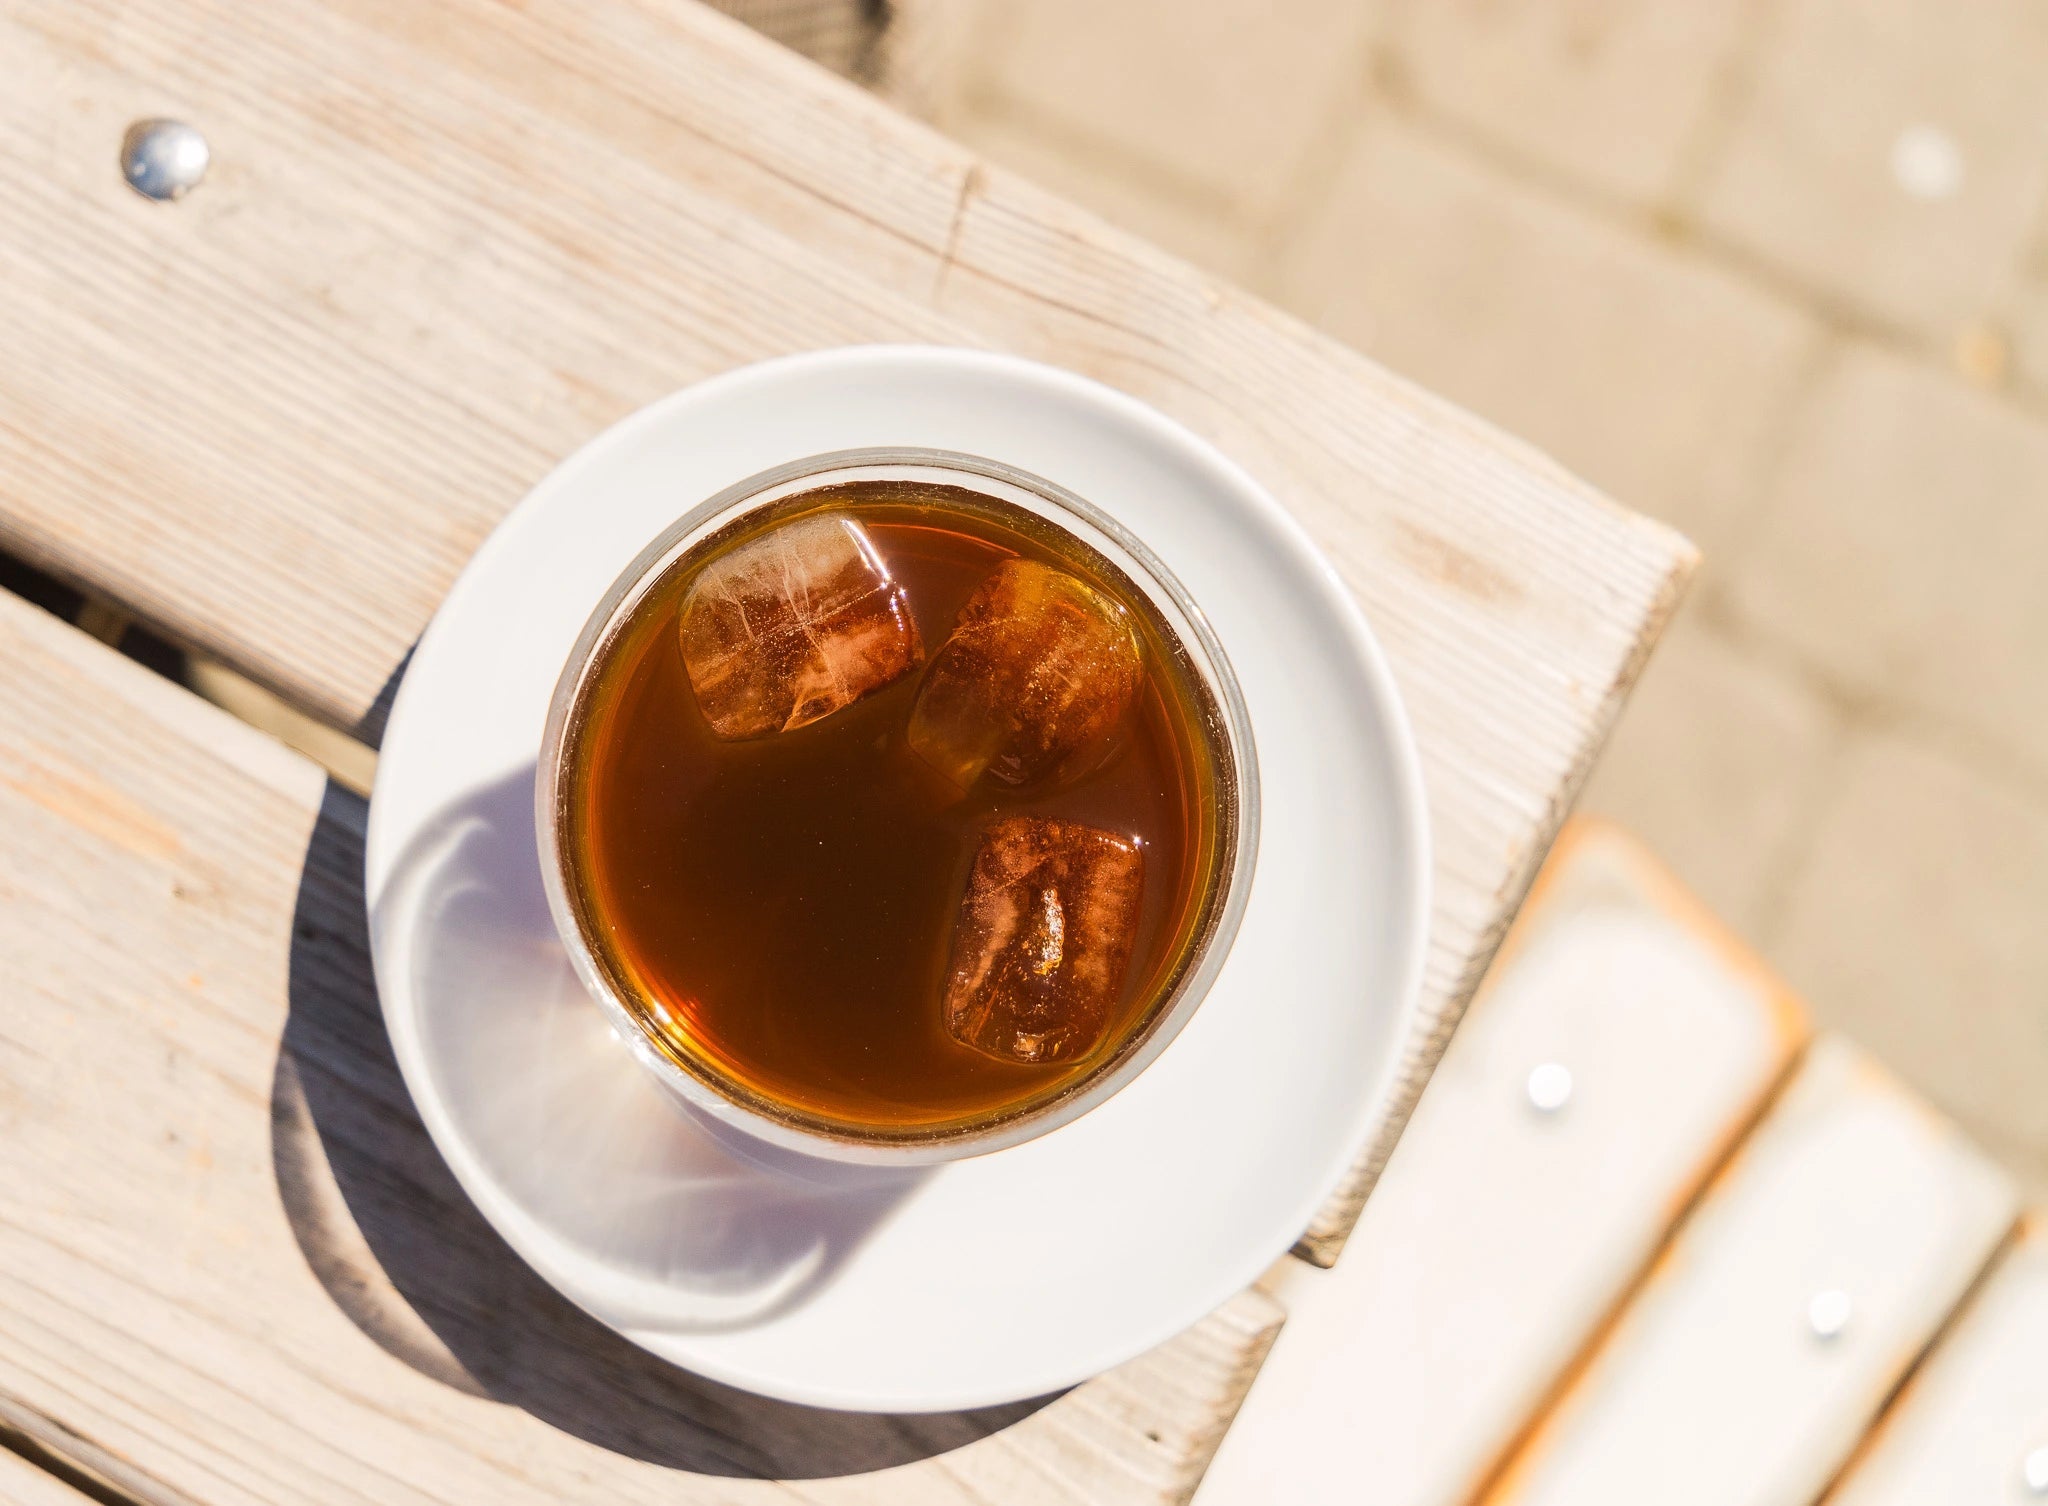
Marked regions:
[365,344,1433,1412]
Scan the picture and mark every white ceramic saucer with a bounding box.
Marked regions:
[366,346,1430,1413]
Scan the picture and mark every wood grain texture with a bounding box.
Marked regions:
[0,0,1694,1260]
[1197,822,1808,1506]
[1827,1217,2048,1506]
[1481,1037,2019,1506]
[0,588,1281,1506]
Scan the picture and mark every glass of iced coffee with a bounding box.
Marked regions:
[537,450,1257,1163]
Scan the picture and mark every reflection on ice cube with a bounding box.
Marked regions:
[944,816,1145,1065]
[678,512,923,739]
[908,559,1143,790]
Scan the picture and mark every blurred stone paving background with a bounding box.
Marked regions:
[911,0,2048,1199]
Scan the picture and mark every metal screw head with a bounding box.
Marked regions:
[2022,1444,2048,1495]
[120,118,209,201]
[1806,1288,1852,1340]
[1526,1063,1573,1114]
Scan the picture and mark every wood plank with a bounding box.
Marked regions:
[0,0,1693,1260]
[1827,1216,2048,1505]
[1482,1037,2019,1506]
[1195,823,1806,1506]
[0,586,1281,1506]
[0,1446,103,1506]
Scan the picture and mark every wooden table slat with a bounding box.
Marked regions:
[0,588,1280,1506]
[1482,1037,2019,1506]
[1828,1217,2048,1505]
[1196,823,1807,1505]
[0,0,1692,1262]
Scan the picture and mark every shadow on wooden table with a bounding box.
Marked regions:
[271,782,1051,1479]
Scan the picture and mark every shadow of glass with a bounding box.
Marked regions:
[272,780,1051,1478]
[385,762,924,1333]
[350,644,412,749]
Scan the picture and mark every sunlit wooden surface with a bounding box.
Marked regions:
[0,0,1704,1499]
[0,0,1693,1267]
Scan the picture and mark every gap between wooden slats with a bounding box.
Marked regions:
[0,1432,115,1506]
[1824,1216,2048,1505]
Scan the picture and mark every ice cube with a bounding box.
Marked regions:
[906,560,1142,789]
[943,816,1144,1065]
[678,512,923,739]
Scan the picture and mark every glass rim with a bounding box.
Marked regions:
[535,446,1262,1164]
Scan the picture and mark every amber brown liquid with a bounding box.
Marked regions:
[564,482,1229,1138]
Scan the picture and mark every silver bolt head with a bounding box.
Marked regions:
[1526,1062,1573,1114]
[1806,1288,1852,1340]
[121,118,209,201]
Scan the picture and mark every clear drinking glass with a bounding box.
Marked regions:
[536,449,1260,1164]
